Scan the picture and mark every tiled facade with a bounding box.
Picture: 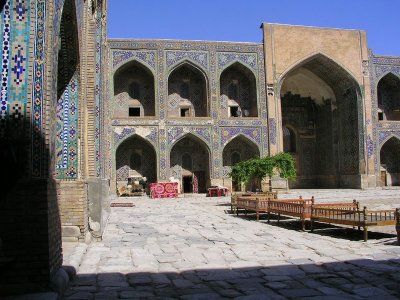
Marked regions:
[108,40,268,192]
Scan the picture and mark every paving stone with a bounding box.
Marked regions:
[120,290,155,298]
[62,193,400,299]
[278,288,322,297]
[180,292,222,299]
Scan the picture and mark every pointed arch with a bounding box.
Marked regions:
[168,59,209,79]
[222,135,260,167]
[283,125,297,153]
[279,52,362,188]
[114,130,157,150]
[278,52,361,89]
[113,55,156,76]
[115,134,157,188]
[170,132,211,155]
[377,72,400,121]
[220,61,258,117]
[169,133,211,193]
[380,136,400,186]
[167,61,209,117]
[113,59,155,117]
[380,133,400,147]
[377,71,400,83]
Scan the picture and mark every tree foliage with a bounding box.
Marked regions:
[229,152,296,184]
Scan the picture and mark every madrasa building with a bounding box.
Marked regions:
[1,0,400,291]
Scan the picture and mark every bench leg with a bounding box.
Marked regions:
[363,227,368,242]
[310,220,314,232]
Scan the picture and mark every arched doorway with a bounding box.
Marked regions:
[222,135,260,191]
[168,63,208,117]
[115,136,157,194]
[377,73,400,121]
[113,61,155,117]
[170,134,210,193]
[280,54,361,188]
[380,137,400,186]
[220,62,258,118]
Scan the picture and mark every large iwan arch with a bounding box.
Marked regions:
[279,53,362,188]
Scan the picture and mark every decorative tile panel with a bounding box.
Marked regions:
[55,72,79,179]
[218,52,257,71]
[166,50,208,70]
[167,126,211,146]
[220,127,261,146]
[112,50,156,70]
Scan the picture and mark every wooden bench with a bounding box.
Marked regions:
[311,203,397,241]
[235,196,272,221]
[267,197,315,230]
[231,191,277,213]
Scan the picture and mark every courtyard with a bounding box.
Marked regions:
[63,189,400,299]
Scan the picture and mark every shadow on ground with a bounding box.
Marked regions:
[62,258,400,299]
[223,209,397,243]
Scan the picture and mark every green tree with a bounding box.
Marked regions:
[229,153,296,190]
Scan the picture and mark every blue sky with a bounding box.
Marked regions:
[108,0,400,56]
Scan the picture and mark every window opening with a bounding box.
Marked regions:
[129,107,141,117]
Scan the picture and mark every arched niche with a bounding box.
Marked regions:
[377,73,400,121]
[170,134,210,193]
[222,135,260,166]
[220,62,258,118]
[283,126,297,153]
[115,135,157,192]
[279,54,361,188]
[113,60,155,118]
[380,137,400,186]
[167,63,208,118]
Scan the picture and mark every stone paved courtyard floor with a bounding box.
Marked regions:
[64,189,400,299]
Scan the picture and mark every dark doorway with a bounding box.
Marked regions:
[183,176,193,193]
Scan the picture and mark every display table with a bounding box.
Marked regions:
[149,182,179,199]
[208,186,229,197]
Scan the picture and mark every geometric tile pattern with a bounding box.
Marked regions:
[220,127,261,147]
[31,0,46,177]
[113,50,156,70]
[218,52,257,71]
[109,40,268,180]
[55,71,79,179]
[1,0,30,139]
[370,54,400,173]
[166,50,208,70]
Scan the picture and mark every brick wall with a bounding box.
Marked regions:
[57,180,88,237]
